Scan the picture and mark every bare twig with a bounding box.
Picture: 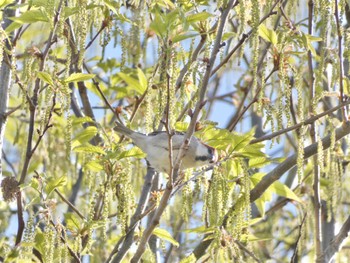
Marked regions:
[250,100,350,144]
[54,189,85,220]
[291,213,308,262]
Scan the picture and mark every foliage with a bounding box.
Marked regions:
[0,0,350,262]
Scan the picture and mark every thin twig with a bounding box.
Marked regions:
[250,100,350,144]
[54,189,85,220]
[291,213,307,263]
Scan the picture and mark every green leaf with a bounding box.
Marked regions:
[45,175,67,196]
[241,233,272,242]
[64,73,95,83]
[172,32,198,43]
[249,157,271,168]
[72,116,95,126]
[251,173,302,203]
[179,254,196,263]
[72,126,98,147]
[175,121,189,131]
[0,0,13,9]
[199,128,234,150]
[137,68,148,92]
[63,6,79,18]
[64,213,82,234]
[258,24,277,45]
[85,161,103,172]
[231,129,255,151]
[183,225,215,234]
[10,9,49,24]
[118,147,146,159]
[153,228,179,247]
[73,144,106,155]
[102,0,118,14]
[34,231,45,255]
[117,72,146,94]
[4,21,22,34]
[271,180,302,203]
[186,11,212,23]
[37,71,54,86]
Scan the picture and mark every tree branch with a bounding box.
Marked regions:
[322,215,350,262]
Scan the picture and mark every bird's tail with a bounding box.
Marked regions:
[113,122,134,137]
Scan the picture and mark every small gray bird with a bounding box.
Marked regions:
[114,122,218,174]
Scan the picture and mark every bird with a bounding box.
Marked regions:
[113,122,218,174]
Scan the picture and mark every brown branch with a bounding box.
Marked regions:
[54,189,85,220]
[250,100,350,144]
[250,121,350,203]
[322,215,350,262]
[291,213,308,262]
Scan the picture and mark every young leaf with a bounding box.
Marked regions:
[117,72,145,94]
[172,32,198,43]
[64,213,83,234]
[85,161,103,172]
[137,68,148,92]
[37,71,54,86]
[72,126,98,147]
[258,24,277,45]
[10,9,48,24]
[186,11,213,23]
[118,147,146,160]
[73,144,106,155]
[64,73,95,83]
[153,228,179,247]
[45,175,67,196]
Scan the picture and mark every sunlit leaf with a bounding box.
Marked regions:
[117,72,145,94]
[45,175,67,196]
[64,73,95,83]
[72,126,98,147]
[10,9,48,24]
[249,157,271,168]
[153,228,179,247]
[73,144,106,155]
[241,234,272,242]
[186,11,213,23]
[85,161,103,172]
[65,213,82,234]
[118,147,146,159]
[183,225,215,234]
[258,24,277,45]
[37,71,54,86]
[175,121,189,131]
[251,173,302,203]
[137,68,148,92]
[172,32,198,43]
[34,231,45,255]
